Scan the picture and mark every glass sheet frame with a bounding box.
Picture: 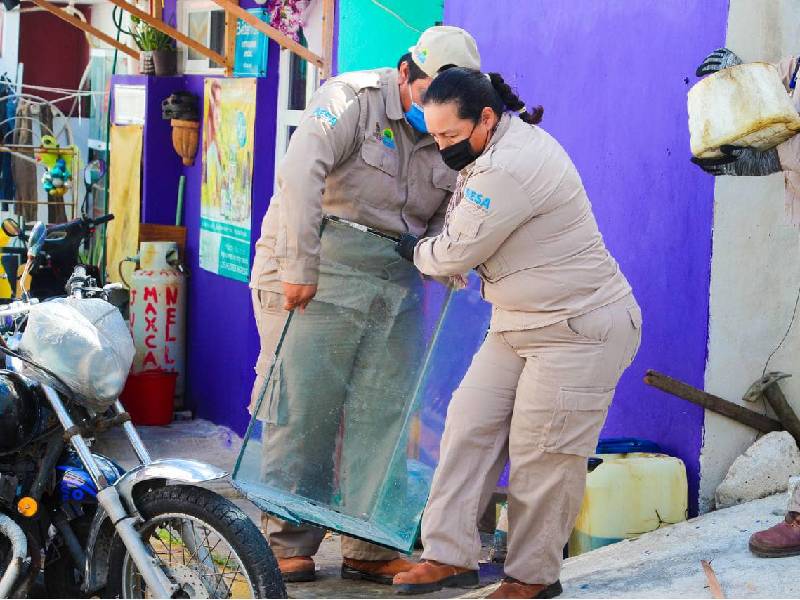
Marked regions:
[232,218,492,553]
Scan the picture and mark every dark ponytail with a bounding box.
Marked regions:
[487,73,544,125]
[423,67,543,125]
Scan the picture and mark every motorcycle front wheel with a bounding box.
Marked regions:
[105,484,285,599]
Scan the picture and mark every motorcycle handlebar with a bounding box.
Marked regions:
[92,214,114,226]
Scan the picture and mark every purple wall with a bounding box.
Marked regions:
[131,0,283,434]
[444,0,729,513]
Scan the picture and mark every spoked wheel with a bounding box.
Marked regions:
[106,485,285,599]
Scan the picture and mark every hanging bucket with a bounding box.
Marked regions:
[120,370,178,426]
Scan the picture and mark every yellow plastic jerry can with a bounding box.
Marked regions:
[568,452,688,557]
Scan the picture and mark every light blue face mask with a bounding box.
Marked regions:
[405,83,428,134]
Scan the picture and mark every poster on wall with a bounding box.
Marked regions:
[200,77,256,282]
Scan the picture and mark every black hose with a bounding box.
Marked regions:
[29,434,64,502]
[52,511,87,571]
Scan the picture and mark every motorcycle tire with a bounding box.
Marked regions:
[105,484,285,599]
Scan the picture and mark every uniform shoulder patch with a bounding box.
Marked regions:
[464,187,491,210]
[311,107,338,128]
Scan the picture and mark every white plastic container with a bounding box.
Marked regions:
[568,452,688,557]
[688,62,800,158]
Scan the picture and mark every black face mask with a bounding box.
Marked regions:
[439,123,480,171]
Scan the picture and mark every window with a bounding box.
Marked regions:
[274,30,319,177]
[177,0,226,74]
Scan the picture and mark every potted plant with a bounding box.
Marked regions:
[129,15,177,77]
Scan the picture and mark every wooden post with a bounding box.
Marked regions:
[209,0,325,69]
[763,383,800,444]
[321,0,335,80]
[151,0,162,21]
[106,0,226,67]
[224,0,240,77]
[644,370,783,433]
[30,0,138,59]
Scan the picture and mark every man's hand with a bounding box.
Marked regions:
[282,282,317,311]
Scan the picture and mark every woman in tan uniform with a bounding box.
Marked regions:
[392,68,642,599]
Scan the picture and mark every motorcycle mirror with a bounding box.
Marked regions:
[83,159,106,186]
[1,218,20,237]
[27,222,46,256]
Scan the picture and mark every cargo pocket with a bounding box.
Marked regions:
[255,357,288,425]
[621,304,643,371]
[543,387,615,457]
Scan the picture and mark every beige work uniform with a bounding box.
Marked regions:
[248,68,455,560]
[774,55,800,227]
[414,114,641,584]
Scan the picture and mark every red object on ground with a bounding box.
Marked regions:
[120,371,177,426]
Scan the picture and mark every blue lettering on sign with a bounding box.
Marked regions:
[312,107,338,128]
[464,187,491,210]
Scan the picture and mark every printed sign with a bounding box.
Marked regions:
[200,78,256,282]
[234,8,270,77]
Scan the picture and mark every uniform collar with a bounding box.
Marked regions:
[382,69,406,121]
[485,113,512,152]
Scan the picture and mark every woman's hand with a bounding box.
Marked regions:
[282,282,318,311]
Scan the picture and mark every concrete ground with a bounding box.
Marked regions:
[93,419,503,598]
[95,420,800,599]
[467,493,797,599]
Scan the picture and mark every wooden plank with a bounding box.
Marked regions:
[701,560,725,599]
[30,0,138,59]
[644,370,782,433]
[152,0,162,21]
[321,0,335,80]
[223,0,239,76]
[106,0,226,67]
[138,223,187,259]
[209,0,324,69]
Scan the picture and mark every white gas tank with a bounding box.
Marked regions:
[129,241,186,403]
[688,62,800,158]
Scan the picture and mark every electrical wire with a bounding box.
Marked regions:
[762,282,800,376]
[367,0,422,33]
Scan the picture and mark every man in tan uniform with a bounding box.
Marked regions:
[248,26,481,583]
[693,48,800,558]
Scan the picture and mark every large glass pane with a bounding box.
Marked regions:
[233,218,491,552]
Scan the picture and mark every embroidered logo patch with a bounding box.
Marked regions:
[464,187,491,210]
[414,47,429,64]
[381,128,396,149]
[312,107,338,127]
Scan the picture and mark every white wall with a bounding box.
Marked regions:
[0,8,20,81]
[701,0,800,513]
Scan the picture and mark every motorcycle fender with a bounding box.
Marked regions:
[115,458,227,518]
[82,459,227,593]
[82,506,113,594]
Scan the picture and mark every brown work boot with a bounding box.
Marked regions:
[277,555,316,582]
[487,577,563,599]
[341,557,415,585]
[749,511,800,558]
[393,560,479,595]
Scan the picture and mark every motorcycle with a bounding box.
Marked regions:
[0,219,285,598]
[0,213,111,302]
